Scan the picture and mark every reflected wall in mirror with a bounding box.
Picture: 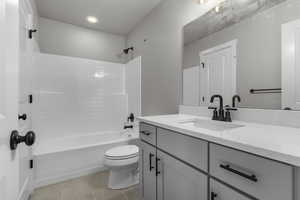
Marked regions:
[183,0,300,110]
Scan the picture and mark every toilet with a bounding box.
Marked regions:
[104,145,139,189]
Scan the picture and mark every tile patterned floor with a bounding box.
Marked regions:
[30,171,139,200]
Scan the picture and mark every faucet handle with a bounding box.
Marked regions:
[225,105,237,111]
[208,107,218,120]
[224,105,237,122]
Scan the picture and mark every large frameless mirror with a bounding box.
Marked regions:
[183,0,300,110]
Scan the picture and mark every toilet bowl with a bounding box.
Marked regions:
[104,145,139,189]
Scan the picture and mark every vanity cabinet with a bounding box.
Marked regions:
[139,122,294,200]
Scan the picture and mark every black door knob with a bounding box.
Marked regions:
[10,130,36,150]
[18,114,27,120]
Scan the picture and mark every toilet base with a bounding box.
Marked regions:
[108,163,139,190]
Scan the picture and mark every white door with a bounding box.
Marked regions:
[183,66,200,106]
[282,19,300,110]
[18,0,37,198]
[0,0,21,200]
[199,40,237,106]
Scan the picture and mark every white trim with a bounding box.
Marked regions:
[17,177,31,200]
[34,165,107,188]
[199,39,238,57]
[138,56,142,117]
[281,19,300,110]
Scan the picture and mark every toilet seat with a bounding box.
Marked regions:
[105,145,139,160]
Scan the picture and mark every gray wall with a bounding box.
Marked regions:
[38,17,126,63]
[183,0,300,110]
[127,0,217,115]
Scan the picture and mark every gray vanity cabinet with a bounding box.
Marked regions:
[140,141,157,200]
[156,150,207,200]
[139,122,295,200]
[210,180,252,200]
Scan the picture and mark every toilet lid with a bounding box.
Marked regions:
[105,145,139,160]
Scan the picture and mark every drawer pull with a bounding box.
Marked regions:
[149,153,155,171]
[220,164,258,182]
[141,131,151,136]
[156,158,161,176]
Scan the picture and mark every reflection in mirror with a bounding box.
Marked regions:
[183,0,300,110]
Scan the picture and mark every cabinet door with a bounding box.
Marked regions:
[210,179,252,200]
[296,167,300,200]
[140,142,157,200]
[157,150,207,200]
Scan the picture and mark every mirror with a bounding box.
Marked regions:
[182,0,300,110]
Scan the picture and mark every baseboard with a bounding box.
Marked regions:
[18,177,31,200]
[34,165,108,189]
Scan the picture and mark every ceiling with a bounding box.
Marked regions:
[35,0,163,35]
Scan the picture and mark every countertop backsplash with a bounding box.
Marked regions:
[179,105,300,129]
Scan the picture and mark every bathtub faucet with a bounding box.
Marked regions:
[127,113,135,123]
[124,125,133,130]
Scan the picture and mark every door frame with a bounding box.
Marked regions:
[281,19,300,110]
[199,39,238,105]
[0,0,20,200]
[18,0,36,200]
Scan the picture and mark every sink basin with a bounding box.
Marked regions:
[178,119,245,131]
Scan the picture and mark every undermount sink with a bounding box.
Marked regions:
[178,119,245,131]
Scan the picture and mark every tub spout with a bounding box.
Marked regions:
[124,125,133,130]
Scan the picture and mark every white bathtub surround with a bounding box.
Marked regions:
[33,53,141,140]
[33,131,139,188]
[31,53,141,188]
[138,114,300,167]
[33,53,126,140]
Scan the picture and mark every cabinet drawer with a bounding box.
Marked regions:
[210,179,252,200]
[210,144,293,200]
[140,123,156,145]
[157,128,208,172]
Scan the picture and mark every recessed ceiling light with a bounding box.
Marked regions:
[86,16,98,24]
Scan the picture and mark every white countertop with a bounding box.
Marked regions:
[138,114,300,167]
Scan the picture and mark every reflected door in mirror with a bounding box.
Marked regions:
[199,40,237,106]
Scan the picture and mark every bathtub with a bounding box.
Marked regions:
[33,130,139,188]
